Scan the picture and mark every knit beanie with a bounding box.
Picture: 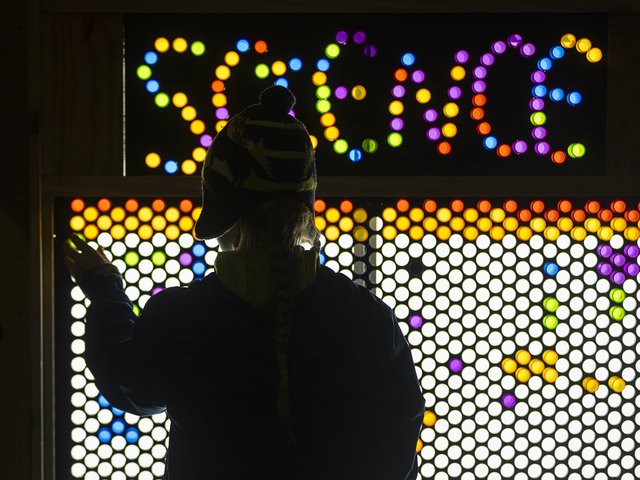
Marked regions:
[194,85,317,241]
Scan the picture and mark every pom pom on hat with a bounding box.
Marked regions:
[259,85,296,114]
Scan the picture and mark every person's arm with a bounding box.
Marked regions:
[79,262,169,416]
[353,292,426,480]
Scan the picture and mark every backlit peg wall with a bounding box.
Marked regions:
[63,197,640,480]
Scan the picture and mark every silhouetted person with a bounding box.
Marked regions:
[63,85,425,479]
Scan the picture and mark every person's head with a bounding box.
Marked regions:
[194,85,318,250]
[194,86,318,446]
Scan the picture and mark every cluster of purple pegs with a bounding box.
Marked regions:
[596,244,640,285]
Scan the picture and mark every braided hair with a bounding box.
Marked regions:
[230,196,321,446]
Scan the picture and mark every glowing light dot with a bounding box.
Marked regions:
[568,143,586,158]
[334,86,348,100]
[236,39,250,52]
[448,86,462,100]
[363,45,377,58]
[537,57,553,71]
[507,34,523,48]
[325,43,340,59]
[608,376,626,392]
[215,108,229,120]
[352,85,367,100]
[387,132,403,147]
[190,120,205,135]
[145,80,159,93]
[181,159,197,175]
[224,51,240,67]
[411,70,425,83]
[362,138,378,153]
[145,153,161,168]
[215,65,231,80]
[532,85,547,98]
[193,147,207,161]
[390,118,404,131]
[576,37,592,53]
[586,47,603,63]
[212,93,227,108]
[549,45,565,59]
[190,41,205,56]
[333,139,348,154]
[530,112,547,126]
[181,106,196,121]
[392,85,405,98]
[353,31,366,44]
[497,144,511,157]
[609,288,626,303]
[154,37,170,52]
[154,93,170,108]
[483,136,498,150]
[441,123,457,138]
[324,126,340,141]
[164,160,178,174]
[561,33,576,48]
[315,100,331,114]
[473,66,487,79]
[551,150,567,164]
[271,60,287,76]
[136,65,152,80]
[454,50,469,63]
[335,31,348,44]
[512,140,527,154]
[531,70,546,83]
[389,100,404,115]
[312,71,327,86]
[543,314,559,329]
[480,53,494,66]
[348,149,363,163]
[289,57,302,71]
[472,81,486,93]
[320,112,335,127]
[401,52,415,66]
[501,393,516,408]
[172,37,188,53]
[549,88,564,102]
[416,89,431,104]
[255,64,269,79]
[543,261,559,276]
[567,91,582,106]
[255,40,268,54]
[316,59,330,72]
[443,103,459,118]
[520,43,536,58]
[450,65,466,81]
[144,51,158,64]
[427,128,441,141]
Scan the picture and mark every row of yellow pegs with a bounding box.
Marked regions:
[502,349,559,383]
[582,376,627,393]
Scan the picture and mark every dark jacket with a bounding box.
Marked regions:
[80,251,425,479]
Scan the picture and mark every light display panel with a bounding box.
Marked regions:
[56,196,640,479]
[125,14,607,176]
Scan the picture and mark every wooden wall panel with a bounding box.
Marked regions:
[40,13,123,176]
[39,0,640,14]
[606,14,640,180]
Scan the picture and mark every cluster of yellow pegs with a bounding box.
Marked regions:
[501,349,559,383]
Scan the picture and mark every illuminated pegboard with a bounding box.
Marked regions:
[55,197,639,479]
[125,14,607,176]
